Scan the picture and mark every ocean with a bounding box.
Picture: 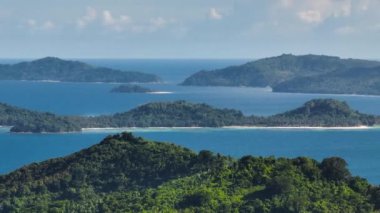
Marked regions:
[0,59,380,184]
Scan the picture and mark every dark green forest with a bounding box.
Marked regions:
[0,132,380,212]
[0,99,378,133]
[181,54,380,95]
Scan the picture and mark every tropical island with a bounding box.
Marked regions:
[110,84,154,93]
[0,99,378,133]
[0,57,161,83]
[181,54,380,95]
[0,132,379,212]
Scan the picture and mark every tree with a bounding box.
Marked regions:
[320,157,351,182]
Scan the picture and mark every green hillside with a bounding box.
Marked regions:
[0,132,379,212]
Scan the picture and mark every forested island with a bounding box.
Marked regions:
[0,57,161,83]
[110,84,154,93]
[0,132,379,212]
[181,54,380,95]
[0,99,378,133]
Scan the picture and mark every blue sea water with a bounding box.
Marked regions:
[0,59,380,184]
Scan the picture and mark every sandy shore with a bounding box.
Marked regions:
[222,126,372,130]
[147,91,173,94]
[81,125,375,132]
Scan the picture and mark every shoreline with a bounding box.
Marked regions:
[81,125,376,132]
[0,126,377,134]
[146,91,173,94]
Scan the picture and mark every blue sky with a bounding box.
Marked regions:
[0,0,379,59]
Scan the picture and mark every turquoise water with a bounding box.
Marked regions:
[0,59,380,184]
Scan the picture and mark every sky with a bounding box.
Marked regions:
[0,0,379,59]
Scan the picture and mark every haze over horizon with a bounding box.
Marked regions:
[0,0,379,59]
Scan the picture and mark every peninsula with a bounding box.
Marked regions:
[181,54,380,95]
[0,57,161,83]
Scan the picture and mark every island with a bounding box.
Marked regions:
[1,132,379,212]
[181,54,380,95]
[0,57,161,83]
[0,99,378,133]
[110,84,154,93]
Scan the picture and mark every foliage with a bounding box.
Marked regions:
[0,132,379,212]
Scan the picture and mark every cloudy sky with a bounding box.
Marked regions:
[0,0,379,59]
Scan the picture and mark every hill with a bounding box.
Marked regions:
[105,100,250,127]
[267,99,376,126]
[181,54,380,95]
[0,57,161,83]
[0,132,380,212]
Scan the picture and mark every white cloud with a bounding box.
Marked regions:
[41,20,55,30]
[25,19,55,31]
[280,0,352,24]
[334,1,351,17]
[26,19,37,27]
[150,17,167,28]
[357,0,370,11]
[280,0,294,8]
[209,8,222,20]
[130,17,173,33]
[102,10,131,31]
[298,10,322,23]
[75,8,176,34]
[77,7,97,28]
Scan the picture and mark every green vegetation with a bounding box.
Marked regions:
[1,132,380,212]
[110,84,154,93]
[0,99,378,133]
[0,57,161,83]
[181,54,380,95]
[92,100,250,128]
[267,99,376,127]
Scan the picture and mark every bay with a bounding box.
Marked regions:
[0,59,379,184]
